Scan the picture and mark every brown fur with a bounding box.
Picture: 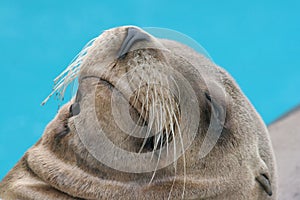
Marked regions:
[0,26,277,199]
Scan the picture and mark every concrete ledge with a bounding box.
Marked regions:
[269,105,300,200]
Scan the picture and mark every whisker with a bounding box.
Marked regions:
[163,73,183,199]
[172,103,186,199]
[148,98,164,186]
[157,71,171,156]
[138,76,153,153]
[42,37,97,105]
[152,82,163,155]
[166,99,178,200]
[169,75,181,104]
[131,68,144,109]
[131,88,146,140]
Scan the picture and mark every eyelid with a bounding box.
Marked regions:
[205,92,212,102]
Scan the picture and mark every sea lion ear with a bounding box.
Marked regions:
[70,89,82,117]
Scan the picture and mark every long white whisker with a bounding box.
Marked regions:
[131,72,147,139]
[162,72,183,200]
[138,77,153,153]
[169,75,181,104]
[172,103,186,199]
[152,82,162,156]
[131,68,144,109]
[42,37,97,105]
[166,99,177,200]
[158,71,170,156]
[149,90,164,185]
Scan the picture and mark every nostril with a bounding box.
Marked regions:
[117,27,151,59]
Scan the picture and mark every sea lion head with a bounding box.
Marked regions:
[40,26,277,199]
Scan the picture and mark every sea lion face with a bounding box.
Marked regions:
[0,26,274,200]
[60,26,276,199]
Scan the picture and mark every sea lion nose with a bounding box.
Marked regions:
[117,27,151,58]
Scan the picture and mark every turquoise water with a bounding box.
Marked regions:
[0,0,299,179]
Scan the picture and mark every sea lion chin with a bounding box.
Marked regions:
[0,26,277,200]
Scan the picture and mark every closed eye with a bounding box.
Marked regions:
[205,92,212,102]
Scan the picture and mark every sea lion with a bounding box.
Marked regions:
[0,26,277,199]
